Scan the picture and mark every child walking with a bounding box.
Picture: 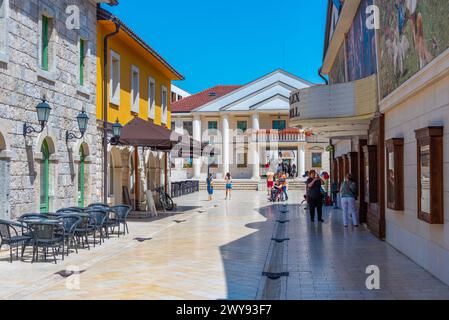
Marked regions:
[225,172,232,200]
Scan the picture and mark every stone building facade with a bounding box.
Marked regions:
[0,0,115,219]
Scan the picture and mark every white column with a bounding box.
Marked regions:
[221,114,230,177]
[251,113,260,180]
[298,144,305,179]
[192,114,202,179]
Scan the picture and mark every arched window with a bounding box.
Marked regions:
[129,152,135,194]
[108,153,114,196]
[40,140,50,213]
[78,145,86,207]
[0,131,10,220]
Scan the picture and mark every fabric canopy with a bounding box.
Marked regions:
[118,117,217,156]
[119,117,183,150]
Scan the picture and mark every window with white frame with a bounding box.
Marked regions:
[0,0,9,62]
[131,65,140,113]
[109,50,120,105]
[161,85,168,123]
[148,77,155,119]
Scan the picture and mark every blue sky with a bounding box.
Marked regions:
[106,0,327,93]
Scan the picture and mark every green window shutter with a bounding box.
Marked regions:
[79,39,85,86]
[40,140,50,213]
[208,121,217,130]
[237,121,247,132]
[273,120,286,130]
[78,146,85,207]
[41,16,49,71]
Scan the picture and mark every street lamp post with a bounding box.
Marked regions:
[23,98,51,136]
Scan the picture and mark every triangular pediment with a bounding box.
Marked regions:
[193,70,312,113]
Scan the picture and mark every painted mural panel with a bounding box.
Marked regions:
[329,44,346,84]
[378,0,449,98]
[346,0,377,82]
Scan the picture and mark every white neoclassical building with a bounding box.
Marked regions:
[171,70,330,182]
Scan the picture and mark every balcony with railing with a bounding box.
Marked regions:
[251,128,306,143]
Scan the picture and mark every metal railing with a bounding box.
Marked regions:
[171,180,199,198]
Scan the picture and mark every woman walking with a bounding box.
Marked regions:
[340,173,359,227]
[225,172,233,200]
[306,170,324,222]
[206,174,214,201]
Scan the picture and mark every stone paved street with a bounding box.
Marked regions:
[1,190,449,300]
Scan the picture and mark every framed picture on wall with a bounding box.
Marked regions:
[415,127,444,224]
[386,138,404,211]
[363,145,377,204]
[312,153,322,168]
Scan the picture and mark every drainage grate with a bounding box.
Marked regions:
[173,220,186,224]
[55,270,86,278]
[134,237,152,242]
[276,220,290,224]
[271,238,290,243]
[262,272,289,280]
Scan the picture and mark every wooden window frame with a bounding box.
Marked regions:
[386,138,404,211]
[415,127,444,224]
[363,145,378,203]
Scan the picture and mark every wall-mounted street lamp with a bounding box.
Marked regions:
[66,108,89,142]
[23,98,51,136]
[107,118,122,145]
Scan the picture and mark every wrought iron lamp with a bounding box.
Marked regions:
[66,108,89,142]
[23,98,51,136]
[107,118,122,145]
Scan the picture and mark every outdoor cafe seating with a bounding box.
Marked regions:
[0,204,132,264]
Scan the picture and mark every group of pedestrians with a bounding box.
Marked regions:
[304,170,359,227]
[276,162,297,178]
[267,171,288,202]
[206,172,233,201]
[205,167,359,228]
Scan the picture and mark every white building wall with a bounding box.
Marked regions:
[383,71,449,285]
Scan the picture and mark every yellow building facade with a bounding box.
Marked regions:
[96,8,183,209]
[97,12,183,127]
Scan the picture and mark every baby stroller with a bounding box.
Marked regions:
[269,186,283,202]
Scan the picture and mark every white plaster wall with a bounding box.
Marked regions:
[384,72,449,285]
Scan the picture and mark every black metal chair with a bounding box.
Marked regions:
[102,208,120,238]
[30,223,64,264]
[57,207,83,214]
[19,213,44,221]
[88,203,110,210]
[0,220,33,263]
[86,210,108,247]
[112,205,132,235]
[57,215,82,257]
[74,214,95,250]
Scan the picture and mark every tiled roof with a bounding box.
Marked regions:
[171,85,242,113]
[97,8,184,80]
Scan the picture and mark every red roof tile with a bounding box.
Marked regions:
[171,85,242,113]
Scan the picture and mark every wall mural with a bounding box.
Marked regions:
[329,44,346,84]
[347,0,377,82]
[378,0,449,98]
